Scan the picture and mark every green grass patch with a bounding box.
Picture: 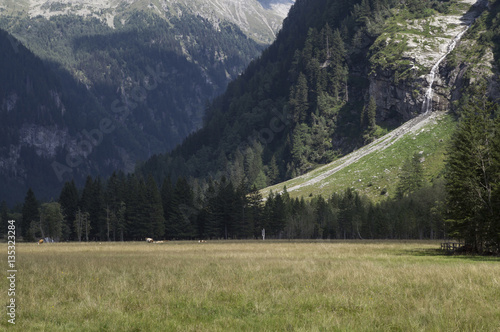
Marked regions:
[3,241,499,331]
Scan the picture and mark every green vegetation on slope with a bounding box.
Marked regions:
[137,0,485,194]
[264,113,456,202]
[138,0,407,187]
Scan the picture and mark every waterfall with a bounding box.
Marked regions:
[421,26,471,114]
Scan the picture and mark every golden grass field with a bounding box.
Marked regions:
[2,240,500,331]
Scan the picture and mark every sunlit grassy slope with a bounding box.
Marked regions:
[263,112,456,201]
[3,241,500,331]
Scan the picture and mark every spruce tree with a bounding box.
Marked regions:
[161,177,174,237]
[247,185,263,238]
[445,95,499,253]
[59,180,79,240]
[169,177,195,239]
[267,155,280,184]
[127,176,149,240]
[396,153,424,198]
[289,73,309,123]
[492,115,500,248]
[361,96,377,142]
[22,188,39,241]
[268,193,287,238]
[145,175,165,239]
[1,201,8,237]
[40,202,64,242]
[79,176,94,237]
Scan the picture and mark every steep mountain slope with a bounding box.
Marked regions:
[264,0,500,201]
[0,0,294,44]
[138,0,497,192]
[0,0,293,204]
[0,29,116,202]
[263,112,455,201]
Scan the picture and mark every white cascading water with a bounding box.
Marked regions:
[421,26,471,113]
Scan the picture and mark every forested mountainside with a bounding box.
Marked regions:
[0,1,291,204]
[139,0,497,188]
[5,0,499,249]
[260,0,500,199]
[0,29,114,202]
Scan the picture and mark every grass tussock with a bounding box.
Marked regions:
[2,241,500,331]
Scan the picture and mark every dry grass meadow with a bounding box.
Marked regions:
[2,240,500,331]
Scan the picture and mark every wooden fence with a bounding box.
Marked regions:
[440,241,465,253]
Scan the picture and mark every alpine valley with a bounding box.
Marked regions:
[2,2,500,330]
[1,0,500,247]
[0,0,294,203]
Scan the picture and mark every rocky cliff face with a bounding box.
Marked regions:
[368,0,490,124]
[369,69,425,123]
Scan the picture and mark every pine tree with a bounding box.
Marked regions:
[59,180,79,240]
[22,188,39,241]
[146,175,165,239]
[1,201,8,237]
[445,95,499,253]
[396,153,424,198]
[161,177,174,237]
[39,202,64,241]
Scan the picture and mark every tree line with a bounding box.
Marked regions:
[2,170,446,242]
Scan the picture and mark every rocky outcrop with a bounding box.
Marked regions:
[369,68,425,123]
[369,0,488,123]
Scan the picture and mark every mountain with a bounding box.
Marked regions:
[0,0,293,204]
[0,29,109,202]
[0,0,294,44]
[260,0,500,201]
[137,0,499,193]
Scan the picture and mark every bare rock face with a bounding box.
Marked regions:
[369,68,425,123]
